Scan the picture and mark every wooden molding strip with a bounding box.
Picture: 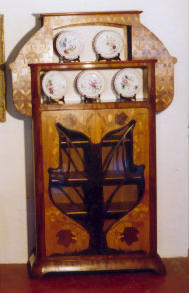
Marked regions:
[0,14,5,122]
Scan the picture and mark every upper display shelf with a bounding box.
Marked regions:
[9,11,177,116]
[54,29,125,62]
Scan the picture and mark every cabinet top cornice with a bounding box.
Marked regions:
[40,11,143,18]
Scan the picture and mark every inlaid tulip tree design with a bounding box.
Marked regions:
[48,119,145,253]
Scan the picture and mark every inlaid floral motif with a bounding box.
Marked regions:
[115,112,128,125]
[56,229,77,247]
[120,227,139,246]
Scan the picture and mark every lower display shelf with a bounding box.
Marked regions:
[49,170,88,184]
[49,169,144,184]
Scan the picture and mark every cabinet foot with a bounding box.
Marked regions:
[28,252,166,278]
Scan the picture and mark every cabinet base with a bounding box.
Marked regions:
[28,252,166,278]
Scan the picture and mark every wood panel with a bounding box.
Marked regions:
[41,111,93,256]
[0,14,5,122]
[105,109,150,253]
[41,108,150,256]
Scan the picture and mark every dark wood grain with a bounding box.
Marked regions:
[30,65,46,258]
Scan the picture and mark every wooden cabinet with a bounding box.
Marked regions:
[8,9,177,278]
[28,60,165,277]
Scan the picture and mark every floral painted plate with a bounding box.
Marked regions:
[114,68,142,98]
[42,71,67,100]
[56,31,83,60]
[76,70,104,99]
[93,30,123,59]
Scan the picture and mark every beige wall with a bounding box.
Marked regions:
[0,0,188,263]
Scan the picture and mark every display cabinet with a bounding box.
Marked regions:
[9,10,176,277]
[28,59,165,277]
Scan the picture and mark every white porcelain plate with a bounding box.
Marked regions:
[93,30,123,59]
[76,70,104,99]
[114,69,142,98]
[42,71,67,100]
[56,31,83,60]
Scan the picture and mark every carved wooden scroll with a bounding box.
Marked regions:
[9,11,176,116]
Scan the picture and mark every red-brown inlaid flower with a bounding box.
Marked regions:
[120,227,139,246]
[56,229,76,247]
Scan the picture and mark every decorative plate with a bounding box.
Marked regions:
[42,71,67,100]
[113,69,142,98]
[76,70,104,99]
[55,31,83,60]
[93,30,123,59]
